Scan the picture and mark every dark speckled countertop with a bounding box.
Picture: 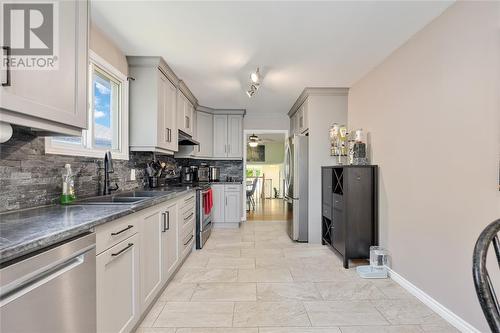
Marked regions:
[0,186,195,264]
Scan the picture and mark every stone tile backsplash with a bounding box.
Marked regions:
[176,158,244,182]
[0,127,243,212]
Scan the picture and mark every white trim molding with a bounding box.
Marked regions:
[387,267,481,333]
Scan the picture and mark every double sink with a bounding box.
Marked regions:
[75,191,166,206]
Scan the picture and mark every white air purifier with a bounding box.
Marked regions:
[357,246,389,279]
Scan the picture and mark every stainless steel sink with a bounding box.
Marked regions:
[114,191,165,198]
[75,196,148,205]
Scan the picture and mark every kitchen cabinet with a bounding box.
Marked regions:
[213,115,243,159]
[290,100,308,135]
[194,111,213,158]
[128,56,178,154]
[161,201,179,284]
[212,184,226,223]
[139,208,163,310]
[0,0,88,136]
[321,166,378,268]
[97,233,140,333]
[212,184,242,224]
[225,185,242,222]
[177,90,194,137]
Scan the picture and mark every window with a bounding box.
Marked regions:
[46,51,129,160]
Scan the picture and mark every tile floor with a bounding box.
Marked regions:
[136,221,459,333]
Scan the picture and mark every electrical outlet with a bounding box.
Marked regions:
[130,169,136,181]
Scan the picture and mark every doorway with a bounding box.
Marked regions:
[243,131,288,222]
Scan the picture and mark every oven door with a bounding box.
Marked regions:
[197,187,213,249]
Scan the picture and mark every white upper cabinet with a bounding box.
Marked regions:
[128,57,178,154]
[0,0,88,136]
[227,115,243,158]
[177,82,195,137]
[195,111,213,158]
[297,100,309,134]
[213,115,228,158]
[213,114,243,159]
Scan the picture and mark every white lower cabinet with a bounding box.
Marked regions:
[97,233,140,333]
[212,184,242,224]
[139,208,163,310]
[96,193,195,333]
[161,201,179,284]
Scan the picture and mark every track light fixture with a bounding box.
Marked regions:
[246,68,261,98]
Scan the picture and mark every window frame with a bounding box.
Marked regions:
[45,50,129,160]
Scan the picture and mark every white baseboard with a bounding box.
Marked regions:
[386,267,480,333]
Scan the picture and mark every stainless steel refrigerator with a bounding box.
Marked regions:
[284,134,308,242]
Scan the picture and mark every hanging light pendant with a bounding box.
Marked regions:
[248,134,259,147]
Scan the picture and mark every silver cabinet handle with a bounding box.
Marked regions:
[2,46,11,87]
[111,225,133,236]
[184,212,194,221]
[111,243,134,257]
[162,212,170,232]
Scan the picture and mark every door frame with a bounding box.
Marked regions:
[242,129,289,222]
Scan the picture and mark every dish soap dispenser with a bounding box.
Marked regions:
[60,163,76,204]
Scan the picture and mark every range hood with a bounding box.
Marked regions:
[178,130,199,146]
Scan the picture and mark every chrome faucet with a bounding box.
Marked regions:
[102,151,119,195]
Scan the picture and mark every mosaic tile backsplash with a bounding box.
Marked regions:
[0,127,243,212]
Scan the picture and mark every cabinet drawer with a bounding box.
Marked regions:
[225,184,241,192]
[181,194,195,209]
[181,209,195,229]
[181,201,195,216]
[182,219,194,239]
[181,228,194,257]
[96,214,138,255]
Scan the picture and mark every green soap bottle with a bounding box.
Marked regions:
[60,164,76,205]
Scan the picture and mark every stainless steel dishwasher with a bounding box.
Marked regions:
[0,232,96,333]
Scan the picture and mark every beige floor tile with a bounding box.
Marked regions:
[233,301,311,327]
[304,301,389,326]
[176,328,258,333]
[316,281,385,300]
[371,280,414,299]
[257,282,323,301]
[241,248,284,258]
[238,268,293,282]
[290,266,351,282]
[339,325,423,333]
[181,268,238,283]
[154,302,234,328]
[196,248,242,258]
[284,248,333,258]
[158,282,197,301]
[372,299,445,325]
[191,282,257,301]
[134,327,176,333]
[214,241,255,249]
[207,257,256,269]
[139,301,166,327]
[419,324,460,332]
[255,257,303,269]
[259,328,341,333]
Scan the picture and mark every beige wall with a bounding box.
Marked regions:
[90,24,128,75]
[348,2,500,331]
[245,113,290,131]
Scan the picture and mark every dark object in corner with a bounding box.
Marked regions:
[321,165,378,269]
[473,219,500,333]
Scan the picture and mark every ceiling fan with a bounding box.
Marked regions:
[248,134,277,147]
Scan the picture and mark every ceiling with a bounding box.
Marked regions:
[91,1,452,115]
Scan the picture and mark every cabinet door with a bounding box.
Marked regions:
[332,195,345,256]
[161,74,178,152]
[177,92,186,132]
[140,209,162,309]
[213,115,228,158]
[185,102,194,136]
[97,234,140,333]
[322,168,333,206]
[211,185,225,222]
[0,0,88,130]
[225,188,241,223]
[161,201,179,283]
[301,100,309,133]
[227,115,243,158]
[195,112,213,157]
